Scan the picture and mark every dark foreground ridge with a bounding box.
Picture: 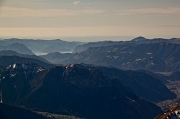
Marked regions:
[97,66,176,102]
[0,63,162,119]
[0,103,48,119]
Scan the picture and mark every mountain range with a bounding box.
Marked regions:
[1,37,180,119]
[1,38,84,55]
[0,63,162,119]
[73,37,180,53]
[66,42,180,72]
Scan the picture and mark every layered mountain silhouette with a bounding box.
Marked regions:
[0,42,34,55]
[66,42,180,72]
[1,37,180,119]
[0,50,50,64]
[40,52,73,64]
[0,63,162,119]
[1,38,83,54]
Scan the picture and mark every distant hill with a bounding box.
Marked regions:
[73,37,180,53]
[40,52,73,64]
[131,37,180,44]
[131,36,148,42]
[0,42,34,55]
[67,43,180,72]
[0,103,48,119]
[2,38,84,55]
[0,50,50,64]
[0,56,53,68]
[0,63,162,119]
[72,41,127,53]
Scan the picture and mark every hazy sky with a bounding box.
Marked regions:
[0,0,180,41]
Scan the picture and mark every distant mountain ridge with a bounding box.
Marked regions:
[72,41,126,53]
[1,38,84,55]
[66,42,180,72]
[40,52,73,64]
[73,37,180,53]
[0,50,50,64]
[0,42,34,55]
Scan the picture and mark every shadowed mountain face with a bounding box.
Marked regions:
[0,56,53,69]
[0,63,162,119]
[40,52,73,64]
[0,63,45,104]
[0,103,48,119]
[72,41,127,53]
[97,67,176,102]
[0,43,34,55]
[66,43,180,72]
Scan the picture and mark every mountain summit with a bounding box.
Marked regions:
[131,36,147,42]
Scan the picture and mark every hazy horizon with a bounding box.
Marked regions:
[1,36,180,42]
[0,0,180,41]
[0,36,134,42]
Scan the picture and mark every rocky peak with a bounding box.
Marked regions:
[6,63,44,72]
[0,63,44,81]
[131,36,147,42]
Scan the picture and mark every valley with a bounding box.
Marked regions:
[157,80,180,110]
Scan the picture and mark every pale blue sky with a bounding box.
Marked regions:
[0,0,180,41]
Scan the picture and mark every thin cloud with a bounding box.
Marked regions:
[73,1,80,5]
[0,7,104,18]
[115,7,180,16]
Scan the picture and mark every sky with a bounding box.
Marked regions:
[0,0,180,41]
